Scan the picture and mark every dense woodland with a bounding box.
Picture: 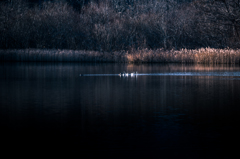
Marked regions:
[0,0,240,51]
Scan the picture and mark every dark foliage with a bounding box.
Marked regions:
[0,0,239,51]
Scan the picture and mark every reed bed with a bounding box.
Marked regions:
[1,48,240,64]
[126,48,240,64]
[0,49,123,62]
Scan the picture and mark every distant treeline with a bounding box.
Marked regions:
[0,0,195,10]
[0,0,240,51]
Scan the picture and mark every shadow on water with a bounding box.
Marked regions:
[0,62,239,158]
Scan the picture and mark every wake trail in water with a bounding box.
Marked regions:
[80,72,240,77]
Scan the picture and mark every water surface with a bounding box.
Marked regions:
[0,63,239,158]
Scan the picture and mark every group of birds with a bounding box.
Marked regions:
[79,71,138,77]
[119,71,138,77]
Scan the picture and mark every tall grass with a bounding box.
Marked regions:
[126,48,240,64]
[1,48,240,64]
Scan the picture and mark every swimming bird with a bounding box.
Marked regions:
[119,71,137,77]
[119,71,126,76]
[130,71,137,75]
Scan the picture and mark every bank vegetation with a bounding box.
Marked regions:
[0,0,240,63]
[1,48,240,64]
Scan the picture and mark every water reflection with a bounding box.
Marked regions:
[0,62,239,158]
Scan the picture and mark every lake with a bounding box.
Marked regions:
[0,62,239,158]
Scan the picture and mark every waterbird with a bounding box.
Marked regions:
[130,71,138,76]
[119,71,125,76]
[119,71,138,77]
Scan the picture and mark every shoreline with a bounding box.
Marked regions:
[1,48,240,64]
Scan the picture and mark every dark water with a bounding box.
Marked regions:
[0,62,239,158]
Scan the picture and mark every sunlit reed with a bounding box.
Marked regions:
[1,48,240,64]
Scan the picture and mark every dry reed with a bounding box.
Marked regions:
[1,48,240,64]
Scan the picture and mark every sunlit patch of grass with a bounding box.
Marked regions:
[126,48,240,64]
